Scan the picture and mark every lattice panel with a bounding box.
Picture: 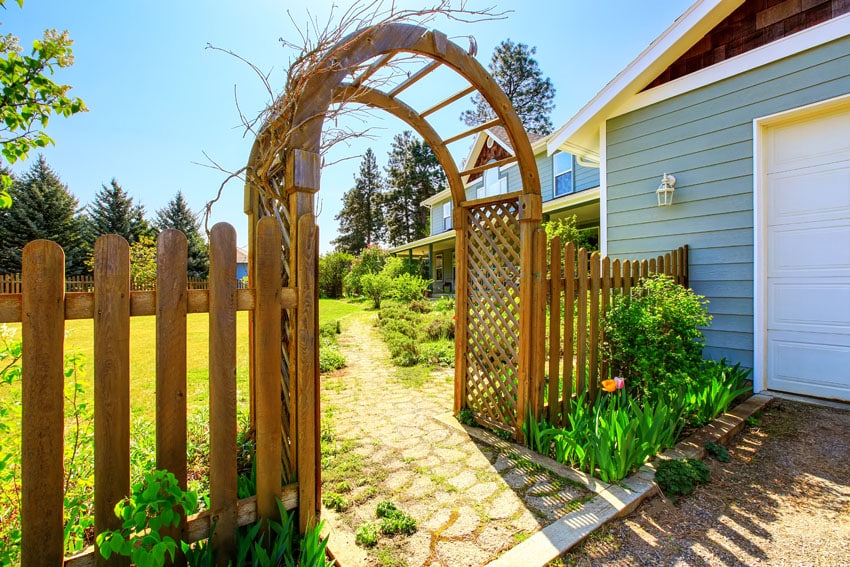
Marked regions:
[257,190,294,479]
[465,199,521,431]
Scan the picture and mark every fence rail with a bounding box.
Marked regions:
[11,221,296,566]
[0,273,243,293]
[538,239,688,428]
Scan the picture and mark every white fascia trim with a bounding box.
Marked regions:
[546,0,738,156]
[542,187,600,214]
[599,123,608,257]
[387,229,456,254]
[751,92,850,394]
[616,13,850,117]
[421,188,451,208]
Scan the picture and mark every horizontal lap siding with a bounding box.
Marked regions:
[605,36,850,367]
[575,161,601,192]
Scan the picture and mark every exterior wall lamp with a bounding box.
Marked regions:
[656,173,676,206]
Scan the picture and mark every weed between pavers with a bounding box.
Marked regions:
[704,441,730,463]
[655,458,710,501]
[356,501,418,550]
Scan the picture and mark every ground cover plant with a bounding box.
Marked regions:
[376,298,454,368]
[523,276,750,483]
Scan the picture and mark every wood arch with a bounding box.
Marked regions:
[244,22,546,531]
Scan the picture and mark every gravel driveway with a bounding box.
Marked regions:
[557,398,850,566]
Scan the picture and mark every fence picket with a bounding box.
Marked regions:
[547,237,561,425]
[589,252,600,401]
[575,248,588,397]
[209,224,238,562]
[21,241,65,567]
[93,236,131,567]
[600,256,611,389]
[561,242,575,426]
[256,217,283,523]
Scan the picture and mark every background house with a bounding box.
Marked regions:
[390,126,600,294]
[548,0,850,401]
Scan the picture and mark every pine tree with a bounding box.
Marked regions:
[154,191,209,279]
[461,39,556,135]
[383,131,447,246]
[0,155,87,274]
[332,148,386,255]
[84,178,151,246]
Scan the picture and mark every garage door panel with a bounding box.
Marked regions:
[768,224,850,276]
[768,282,850,332]
[767,337,850,399]
[768,164,850,223]
[768,111,850,172]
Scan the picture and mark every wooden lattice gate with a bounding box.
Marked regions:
[461,199,522,432]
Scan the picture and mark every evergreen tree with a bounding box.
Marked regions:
[332,148,386,255]
[461,39,556,135]
[383,131,447,247]
[85,178,151,246]
[154,191,209,279]
[0,155,87,274]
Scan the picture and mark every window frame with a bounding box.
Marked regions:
[554,152,574,197]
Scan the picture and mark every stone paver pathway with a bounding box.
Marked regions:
[320,311,592,567]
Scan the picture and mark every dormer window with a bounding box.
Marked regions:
[554,152,574,196]
[442,201,452,231]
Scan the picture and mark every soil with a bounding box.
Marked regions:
[557,399,850,567]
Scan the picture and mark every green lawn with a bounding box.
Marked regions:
[0,298,365,422]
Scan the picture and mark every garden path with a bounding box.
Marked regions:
[320,311,592,567]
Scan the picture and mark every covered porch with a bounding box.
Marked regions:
[389,231,456,297]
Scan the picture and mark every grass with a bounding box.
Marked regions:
[0,298,366,422]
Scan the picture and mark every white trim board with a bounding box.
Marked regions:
[751,92,850,395]
[615,12,850,118]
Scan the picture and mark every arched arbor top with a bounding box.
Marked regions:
[246,22,541,214]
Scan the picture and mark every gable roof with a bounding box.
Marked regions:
[547,0,744,158]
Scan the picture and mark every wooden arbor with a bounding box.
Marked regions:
[244,23,545,530]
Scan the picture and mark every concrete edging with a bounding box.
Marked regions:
[448,393,775,567]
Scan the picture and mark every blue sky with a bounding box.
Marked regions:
[4,0,692,252]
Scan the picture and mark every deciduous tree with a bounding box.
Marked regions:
[0,0,86,206]
[460,39,555,135]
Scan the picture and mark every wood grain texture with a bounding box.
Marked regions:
[208,224,238,563]
[21,240,65,567]
[255,216,283,523]
[93,235,131,567]
[547,237,562,425]
[531,229,547,417]
[453,211,468,414]
[296,214,318,532]
[589,252,600,402]
[561,242,575,424]
[576,248,588,397]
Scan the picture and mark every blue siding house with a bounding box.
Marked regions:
[390,126,600,294]
[548,0,850,401]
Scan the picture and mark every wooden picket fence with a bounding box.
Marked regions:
[538,238,689,427]
[0,273,233,293]
[5,219,297,566]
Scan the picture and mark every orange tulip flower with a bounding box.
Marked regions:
[601,379,617,393]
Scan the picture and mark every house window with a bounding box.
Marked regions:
[476,162,508,199]
[554,152,574,196]
[442,201,452,231]
[435,255,444,281]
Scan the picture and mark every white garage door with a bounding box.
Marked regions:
[765,105,850,401]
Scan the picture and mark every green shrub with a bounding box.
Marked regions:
[603,274,711,401]
[705,441,730,463]
[655,458,710,501]
[383,331,419,366]
[361,273,394,309]
[456,408,474,426]
[319,320,341,338]
[319,251,353,299]
[392,273,432,303]
[422,313,455,341]
[319,346,346,373]
[418,340,454,366]
[408,299,432,314]
[378,306,421,326]
[380,318,419,341]
[355,521,378,547]
[344,245,388,297]
[433,297,455,312]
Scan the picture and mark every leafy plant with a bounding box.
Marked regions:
[375,501,416,536]
[361,272,394,309]
[391,272,431,303]
[456,408,474,426]
[655,458,710,501]
[355,521,378,547]
[705,441,730,463]
[319,344,347,373]
[603,275,711,402]
[96,469,198,567]
[683,359,751,426]
[322,491,348,512]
